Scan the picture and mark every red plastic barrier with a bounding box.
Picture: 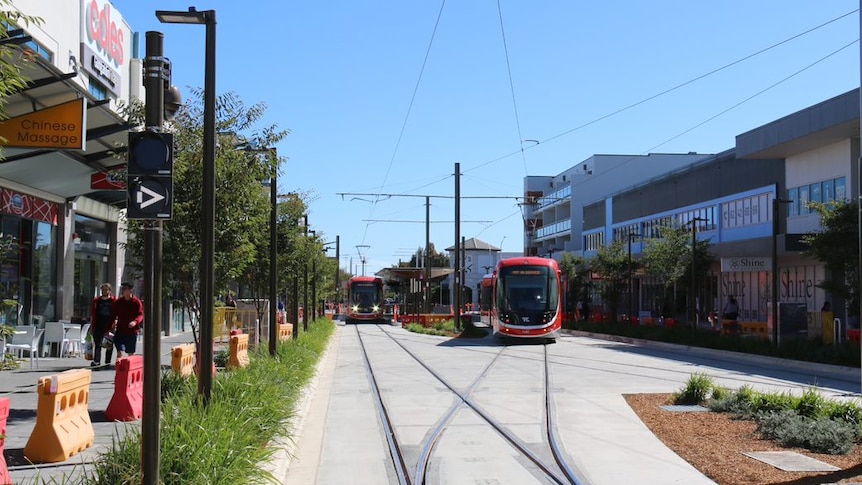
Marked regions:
[105,355,143,422]
[665,318,676,328]
[229,329,242,336]
[0,397,9,485]
[848,328,860,343]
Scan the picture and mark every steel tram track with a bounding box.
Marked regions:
[355,324,591,485]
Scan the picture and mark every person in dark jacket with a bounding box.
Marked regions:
[89,283,116,367]
[110,282,144,361]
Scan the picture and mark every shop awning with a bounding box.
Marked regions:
[0,52,131,206]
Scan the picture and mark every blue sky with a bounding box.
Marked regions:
[114,1,860,275]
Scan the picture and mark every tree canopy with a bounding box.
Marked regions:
[803,200,859,315]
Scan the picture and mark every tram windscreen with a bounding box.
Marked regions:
[350,283,380,308]
[496,266,558,313]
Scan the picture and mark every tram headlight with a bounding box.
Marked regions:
[372,305,379,312]
[351,305,359,312]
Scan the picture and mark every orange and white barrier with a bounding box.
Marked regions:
[171,343,196,377]
[105,355,144,422]
[278,323,293,342]
[228,333,250,370]
[24,369,94,463]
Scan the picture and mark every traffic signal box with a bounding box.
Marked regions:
[126,130,173,219]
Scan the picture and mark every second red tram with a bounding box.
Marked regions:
[490,257,562,339]
[346,276,385,323]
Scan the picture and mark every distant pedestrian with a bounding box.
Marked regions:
[581,299,591,322]
[110,282,144,362]
[722,296,739,321]
[89,283,116,367]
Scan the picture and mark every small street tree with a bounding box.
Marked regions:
[559,252,590,317]
[803,200,858,318]
[124,90,288,346]
[591,240,629,323]
[642,225,713,321]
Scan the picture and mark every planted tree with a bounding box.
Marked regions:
[591,240,629,323]
[559,252,590,319]
[803,200,858,319]
[124,90,289,346]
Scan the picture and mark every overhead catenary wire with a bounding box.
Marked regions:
[563,38,859,196]
[360,0,448,247]
[464,8,859,173]
[496,0,530,177]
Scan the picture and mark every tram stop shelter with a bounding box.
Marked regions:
[376,267,454,314]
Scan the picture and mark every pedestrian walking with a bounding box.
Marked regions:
[89,283,116,367]
[110,282,144,361]
[722,295,739,321]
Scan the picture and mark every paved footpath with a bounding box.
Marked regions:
[1,329,199,484]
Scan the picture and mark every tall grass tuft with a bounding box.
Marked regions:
[91,318,335,484]
[673,372,714,405]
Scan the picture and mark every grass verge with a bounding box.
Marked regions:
[85,318,335,484]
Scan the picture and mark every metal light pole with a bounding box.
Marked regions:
[627,233,641,320]
[772,197,792,345]
[157,6,217,405]
[269,158,277,356]
[689,217,707,327]
[303,217,310,331]
[312,239,318,321]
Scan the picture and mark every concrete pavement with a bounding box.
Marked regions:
[1,329,198,484]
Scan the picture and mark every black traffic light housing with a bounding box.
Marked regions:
[128,130,173,177]
[126,130,174,219]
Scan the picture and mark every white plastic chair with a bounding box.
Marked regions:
[43,321,65,357]
[63,326,82,358]
[8,329,44,369]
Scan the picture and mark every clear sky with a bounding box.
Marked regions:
[113,1,860,275]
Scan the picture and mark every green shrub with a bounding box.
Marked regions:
[794,388,828,419]
[710,385,731,402]
[214,349,230,368]
[823,400,862,428]
[673,372,714,405]
[756,410,856,455]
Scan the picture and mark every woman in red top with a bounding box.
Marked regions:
[89,283,116,367]
[110,282,144,360]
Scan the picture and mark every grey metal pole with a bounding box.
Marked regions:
[425,196,431,313]
[269,170,277,355]
[303,215,309,331]
[772,197,780,345]
[142,30,164,485]
[335,235,340,314]
[454,162,461,331]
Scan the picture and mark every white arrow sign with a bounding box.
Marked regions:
[137,185,166,209]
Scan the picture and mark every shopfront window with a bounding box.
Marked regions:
[0,216,22,324]
[32,222,56,321]
[73,215,109,321]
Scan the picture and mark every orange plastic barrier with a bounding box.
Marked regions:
[721,319,740,336]
[228,333,250,370]
[171,343,196,377]
[278,323,293,342]
[105,356,143,422]
[0,397,9,485]
[740,322,768,339]
[24,369,94,463]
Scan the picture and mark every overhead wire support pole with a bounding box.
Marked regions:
[454,162,461,331]
[425,196,431,313]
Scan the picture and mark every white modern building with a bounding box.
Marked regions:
[524,152,710,258]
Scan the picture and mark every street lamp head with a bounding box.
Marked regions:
[156,8,213,24]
